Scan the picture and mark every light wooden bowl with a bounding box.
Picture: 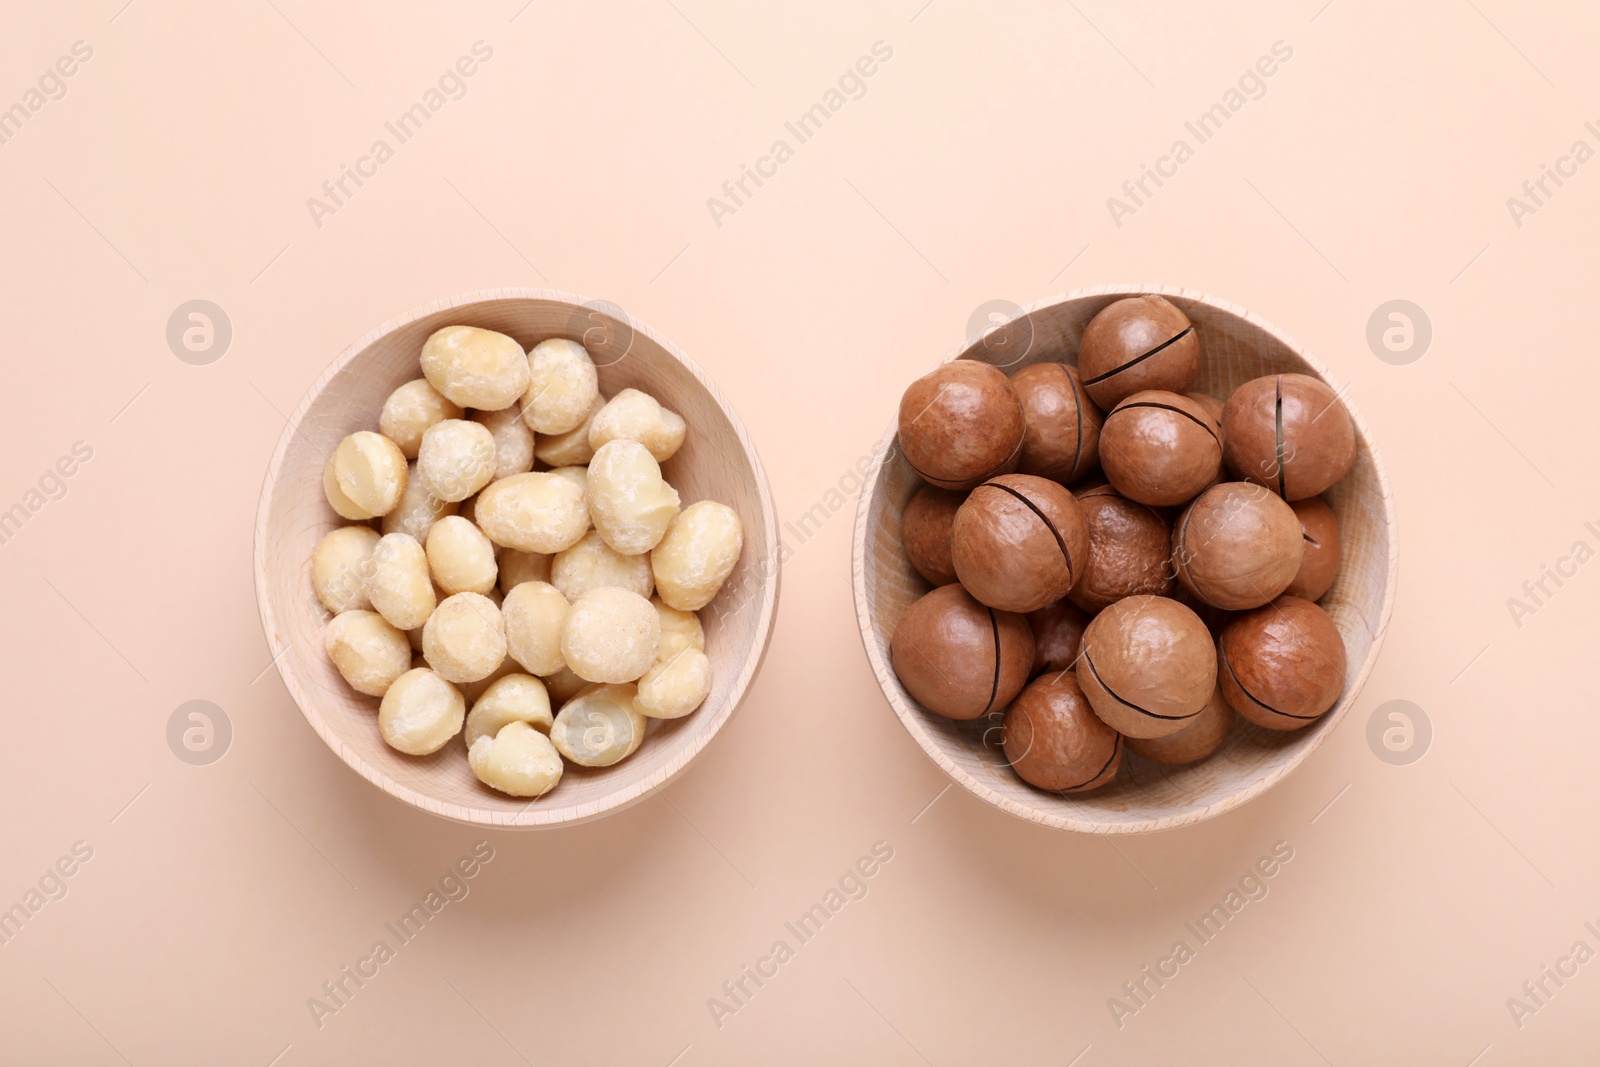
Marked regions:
[852,285,1396,834]
[254,289,779,828]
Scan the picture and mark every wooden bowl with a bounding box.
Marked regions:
[254,289,779,828]
[852,285,1396,834]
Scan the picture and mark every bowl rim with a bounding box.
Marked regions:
[253,287,781,828]
[850,283,1398,835]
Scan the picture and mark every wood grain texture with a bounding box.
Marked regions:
[254,290,779,828]
[851,285,1397,834]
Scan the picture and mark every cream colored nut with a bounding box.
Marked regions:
[635,647,712,719]
[378,667,465,755]
[472,406,535,479]
[498,549,552,595]
[312,526,381,614]
[473,472,589,554]
[326,432,408,518]
[379,379,462,458]
[417,419,496,504]
[465,673,553,746]
[542,665,588,708]
[588,388,687,462]
[652,597,705,660]
[561,587,659,683]
[425,515,498,596]
[523,338,599,434]
[381,464,457,542]
[420,325,530,410]
[324,609,411,696]
[549,684,647,767]
[468,721,564,798]
[460,654,516,703]
[503,580,569,676]
[587,440,681,555]
[422,592,507,684]
[365,533,436,630]
[548,465,587,502]
[552,529,653,601]
[534,394,604,467]
[651,501,744,612]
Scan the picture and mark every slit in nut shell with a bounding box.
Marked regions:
[1077,595,1215,739]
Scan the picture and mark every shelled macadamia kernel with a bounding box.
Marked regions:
[471,406,536,479]
[364,533,436,631]
[549,684,647,766]
[379,667,465,755]
[325,431,408,518]
[418,419,497,504]
[422,592,507,684]
[474,472,589,554]
[380,379,462,458]
[468,721,564,797]
[534,394,604,467]
[635,647,712,719]
[312,526,381,615]
[552,529,654,601]
[561,587,660,683]
[588,440,680,555]
[502,580,570,677]
[523,338,599,434]
[651,501,743,611]
[420,326,530,410]
[589,388,687,462]
[425,515,498,596]
[653,597,705,659]
[324,610,411,696]
[464,673,553,747]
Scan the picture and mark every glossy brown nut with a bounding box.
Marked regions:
[1078,595,1216,738]
[1002,671,1122,792]
[1127,685,1233,765]
[1012,363,1103,483]
[900,485,966,586]
[1222,373,1357,500]
[890,584,1034,721]
[897,361,1024,490]
[1173,482,1303,611]
[951,474,1089,613]
[1027,599,1091,676]
[1077,295,1201,409]
[1099,390,1223,507]
[1069,485,1173,613]
[1285,496,1341,601]
[1218,596,1346,731]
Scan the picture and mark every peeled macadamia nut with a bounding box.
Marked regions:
[588,440,681,555]
[900,486,965,587]
[651,501,743,611]
[550,684,647,766]
[325,609,412,696]
[380,379,462,458]
[469,721,564,797]
[325,431,408,519]
[654,597,705,659]
[890,583,1033,720]
[420,325,530,411]
[422,592,507,684]
[1079,595,1216,738]
[535,394,605,467]
[1069,485,1173,613]
[897,361,1025,490]
[553,529,653,601]
[498,549,553,594]
[1027,599,1090,676]
[1174,482,1304,611]
[464,673,553,746]
[503,580,569,677]
[364,533,436,631]
[1077,295,1200,409]
[474,472,589,554]
[523,338,599,435]
[313,526,381,615]
[636,647,712,719]
[1127,685,1232,764]
[951,474,1088,613]
[561,587,660,683]
[1222,373,1356,500]
[1003,671,1122,792]
[417,419,497,504]
[381,464,457,542]
[1100,390,1223,506]
[1012,362,1103,483]
[589,388,687,462]
[471,406,535,479]
[1219,596,1346,731]
[379,667,465,755]
[1286,496,1341,601]
[425,515,498,596]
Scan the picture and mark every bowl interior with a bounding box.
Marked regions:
[854,285,1395,833]
[257,292,777,827]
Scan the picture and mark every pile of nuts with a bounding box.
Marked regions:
[311,325,743,799]
[890,295,1353,794]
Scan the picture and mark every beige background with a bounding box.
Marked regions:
[0,0,1594,1063]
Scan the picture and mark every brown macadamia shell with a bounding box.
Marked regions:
[1027,599,1090,676]
[1012,363,1103,483]
[1099,390,1223,507]
[1077,295,1201,409]
[1222,373,1357,500]
[890,584,1034,721]
[1126,685,1233,764]
[897,361,1025,490]
[1002,671,1122,792]
[1078,595,1216,738]
[900,485,966,586]
[1218,596,1346,731]
[1173,482,1304,611]
[1285,496,1342,601]
[1069,485,1174,613]
[951,474,1089,613]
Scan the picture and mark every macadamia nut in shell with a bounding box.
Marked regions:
[1078,595,1216,738]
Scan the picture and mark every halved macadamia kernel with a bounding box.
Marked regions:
[561,587,660,683]
[549,684,647,766]
[473,472,589,554]
[588,388,687,462]
[534,394,605,467]
[468,720,564,797]
[418,419,497,504]
[635,647,711,719]
[379,379,462,458]
[312,526,381,615]
[420,325,530,410]
[588,440,680,555]
[502,580,570,677]
[653,597,705,660]
[379,667,465,755]
[465,673,553,747]
[425,515,498,596]
[552,529,653,601]
[651,500,743,611]
[381,464,458,543]
[364,532,436,631]
[422,592,507,684]
[472,405,535,479]
[327,431,408,518]
[324,609,412,696]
